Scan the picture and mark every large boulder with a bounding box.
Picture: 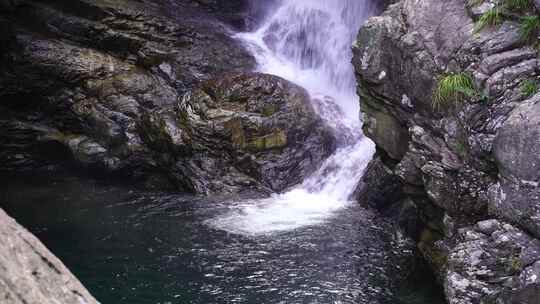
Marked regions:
[0,208,98,304]
[0,0,337,195]
[0,0,265,192]
[140,73,335,194]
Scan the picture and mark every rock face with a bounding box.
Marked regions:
[0,208,98,304]
[353,0,540,302]
[445,220,540,304]
[0,0,333,194]
[140,73,334,194]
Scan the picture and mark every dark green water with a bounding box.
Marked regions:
[0,173,445,304]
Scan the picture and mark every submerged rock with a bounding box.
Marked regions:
[0,208,98,304]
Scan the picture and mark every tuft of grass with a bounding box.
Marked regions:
[520,79,538,97]
[468,0,485,7]
[433,73,476,110]
[504,0,533,11]
[475,7,503,33]
[519,15,540,42]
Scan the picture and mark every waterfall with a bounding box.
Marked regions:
[209,0,376,235]
[243,0,375,119]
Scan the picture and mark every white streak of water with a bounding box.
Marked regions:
[209,0,376,235]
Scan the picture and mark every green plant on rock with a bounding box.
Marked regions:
[504,0,533,11]
[433,72,476,110]
[520,79,538,97]
[468,0,485,7]
[519,15,540,42]
[475,7,503,32]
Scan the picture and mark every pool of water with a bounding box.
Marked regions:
[0,173,445,304]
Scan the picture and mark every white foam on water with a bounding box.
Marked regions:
[211,138,375,235]
[208,0,377,235]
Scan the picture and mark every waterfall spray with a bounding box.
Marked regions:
[209,0,376,235]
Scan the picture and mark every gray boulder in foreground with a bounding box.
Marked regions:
[0,208,98,304]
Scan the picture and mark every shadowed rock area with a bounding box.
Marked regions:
[0,208,99,304]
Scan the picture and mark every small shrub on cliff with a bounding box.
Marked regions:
[520,79,538,97]
[504,0,533,11]
[433,73,476,110]
[519,15,540,42]
[475,7,503,32]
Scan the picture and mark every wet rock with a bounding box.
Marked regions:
[362,101,409,160]
[0,0,263,192]
[355,156,403,210]
[0,208,98,304]
[1,3,333,194]
[169,73,335,193]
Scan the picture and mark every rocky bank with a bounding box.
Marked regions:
[0,0,333,194]
[0,208,99,304]
[354,0,540,302]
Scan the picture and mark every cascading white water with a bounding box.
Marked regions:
[241,0,375,119]
[209,0,376,235]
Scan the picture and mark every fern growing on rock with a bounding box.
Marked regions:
[433,73,476,110]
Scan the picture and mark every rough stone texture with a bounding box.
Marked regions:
[353,0,540,302]
[355,156,403,210]
[0,208,98,304]
[444,220,540,304]
[139,73,335,194]
[490,94,540,239]
[0,0,334,194]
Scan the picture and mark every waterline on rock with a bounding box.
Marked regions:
[208,0,376,235]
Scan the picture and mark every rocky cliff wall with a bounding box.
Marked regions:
[0,0,334,194]
[354,0,540,303]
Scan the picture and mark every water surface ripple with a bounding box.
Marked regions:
[0,175,445,304]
